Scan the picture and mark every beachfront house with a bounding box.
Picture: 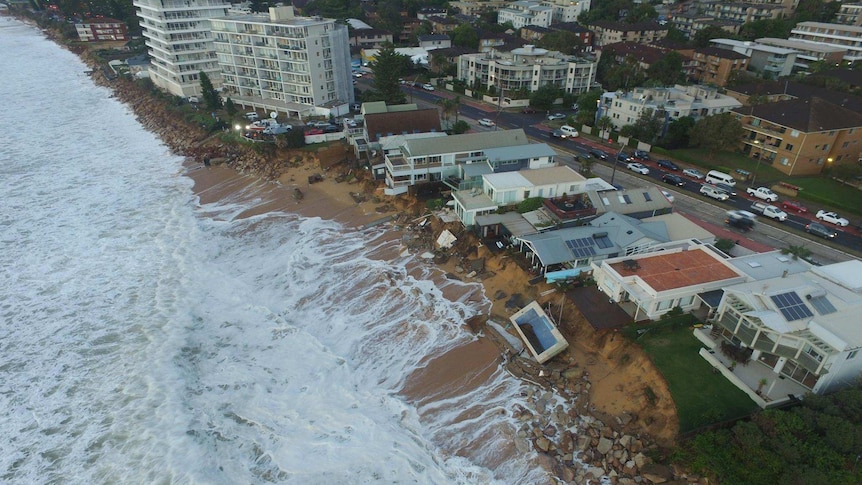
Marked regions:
[516,212,673,276]
[592,243,749,321]
[698,259,862,407]
[384,129,555,195]
[451,165,586,226]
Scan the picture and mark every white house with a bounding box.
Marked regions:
[498,0,553,28]
[704,259,862,405]
[384,129,555,195]
[599,84,742,130]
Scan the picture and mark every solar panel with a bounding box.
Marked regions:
[809,295,836,315]
[770,292,813,321]
[565,238,596,258]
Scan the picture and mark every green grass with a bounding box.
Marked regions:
[787,177,862,217]
[655,148,787,182]
[623,319,759,433]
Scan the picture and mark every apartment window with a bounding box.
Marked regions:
[656,299,672,311]
[822,144,829,151]
[849,350,859,360]
[785,143,793,150]
[844,141,850,148]
[791,129,800,137]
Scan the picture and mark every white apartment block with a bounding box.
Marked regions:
[546,0,591,24]
[210,7,353,118]
[498,0,553,29]
[599,85,742,130]
[135,0,230,98]
[711,38,797,78]
[790,21,862,63]
[835,3,862,27]
[756,37,847,72]
[458,45,598,94]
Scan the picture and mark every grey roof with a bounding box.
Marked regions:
[462,162,493,177]
[729,251,813,281]
[419,34,450,41]
[484,143,556,162]
[475,212,537,237]
[404,129,529,157]
[590,187,673,217]
[590,212,670,247]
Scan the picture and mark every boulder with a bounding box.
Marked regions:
[641,463,673,484]
[596,437,614,455]
[559,432,575,454]
[535,437,551,453]
[586,466,605,480]
[633,452,652,468]
[543,425,558,438]
[577,435,591,452]
[619,434,634,450]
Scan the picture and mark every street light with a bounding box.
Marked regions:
[750,139,762,187]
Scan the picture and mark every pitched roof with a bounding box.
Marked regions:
[550,22,590,34]
[364,108,442,142]
[733,97,862,132]
[419,33,450,41]
[728,80,862,113]
[601,42,667,64]
[695,46,747,59]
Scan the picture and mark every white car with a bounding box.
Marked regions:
[627,162,650,175]
[816,210,849,227]
[683,168,705,179]
[421,83,435,91]
[547,113,566,121]
[477,118,496,127]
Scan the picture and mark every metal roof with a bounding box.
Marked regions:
[404,129,529,157]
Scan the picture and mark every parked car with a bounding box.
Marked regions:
[683,168,705,179]
[627,162,650,175]
[244,112,260,121]
[304,128,324,135]
[816,210,849,227]
[323,124,341,133]
[478,118,496,127]
[781,200,808,214]
[662,174,686,187]
[633,149,651,160]
[547,113,566,121]
[352,72,363,78]
[421,83,435,91]
[522,107,535,114]
[657,159,679,171]
[590,148,609,160]
[806,222,838,239]
[713,182,738,197]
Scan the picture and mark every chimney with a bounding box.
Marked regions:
[782,269,788,278]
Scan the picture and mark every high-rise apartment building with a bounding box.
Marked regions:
[134,0,229,98]
[210,7,354,118]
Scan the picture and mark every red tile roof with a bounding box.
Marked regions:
[610,248,740,292]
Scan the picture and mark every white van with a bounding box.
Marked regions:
[700,184,730,201]
[705,170,736,187]
[560,125,579,137]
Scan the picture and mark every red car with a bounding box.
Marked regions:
[522,107,535,114]
[781,200,808,214]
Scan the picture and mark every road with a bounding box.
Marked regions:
[353,78,862,265]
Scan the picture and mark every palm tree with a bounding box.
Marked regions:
[781,244,812,261]
[437,97,458,130]
[597,116,614,141]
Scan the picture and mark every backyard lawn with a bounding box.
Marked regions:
[623,319,759,434]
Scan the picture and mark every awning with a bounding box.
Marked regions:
[698,289,724,308]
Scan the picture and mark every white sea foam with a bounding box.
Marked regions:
[0,17,552,484]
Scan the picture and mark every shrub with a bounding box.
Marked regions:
[516,197,544,213]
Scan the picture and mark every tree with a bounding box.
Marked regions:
[437,97,459,129]
[452,120,470,134]
[659,115,695,149]
[631,108,664,144]
[451,24,479,49]
[597,116,614,140]
[223,97,237,116]
[536,31,583,55]
[601,56,646,92]
[529,84,562,111]
[688,112,745,157]
[646,51,685,86]
[780,244,812,261]
[625,4,657,23]
[576,89,602,125]
[665,26,688,44]
[694,26,735,48]
[370,43,409,105]
[199,71,222,111]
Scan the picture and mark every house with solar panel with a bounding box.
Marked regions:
[701,259,862,406]
[383,129,556,195]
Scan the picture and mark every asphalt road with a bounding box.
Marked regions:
[354,79,862,265]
